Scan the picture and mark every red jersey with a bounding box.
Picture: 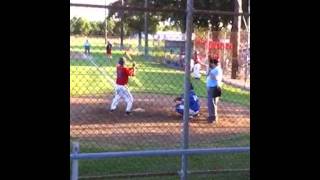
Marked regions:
[116,64,135,85]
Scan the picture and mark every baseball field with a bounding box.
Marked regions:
[70,36,250,179]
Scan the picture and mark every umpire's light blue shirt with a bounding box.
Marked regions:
[206,66,223,88]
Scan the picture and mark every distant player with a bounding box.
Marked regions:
[110,57,136,115]
[84,39,91,56]
[106,41,112,60]
[174,83,200,118]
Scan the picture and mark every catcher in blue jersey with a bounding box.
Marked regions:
[174,83,200,118]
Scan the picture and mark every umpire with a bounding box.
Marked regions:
[206,57,223,123]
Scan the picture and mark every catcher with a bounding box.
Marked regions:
[174,83,200,118]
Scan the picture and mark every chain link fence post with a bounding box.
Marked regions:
[71,142,79,180]
[180,0,193,179]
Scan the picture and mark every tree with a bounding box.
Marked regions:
[70,16,120,37]
[70,17,92,35]
[112,20,129,36]
[108,1,159,47]
[72,17,84,35]
[70,17,78,34]
[106,17,116,36]
[105,0,249,33]
[89,21,99,36]
[126,14,159,47]
[81,19,91,36]
[148,0,248,33]
[231,0,241,79]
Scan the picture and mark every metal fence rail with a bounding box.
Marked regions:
[71,147,250,160]
[70,3,250,16]
[71,142,250,180]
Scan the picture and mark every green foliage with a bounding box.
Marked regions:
[70,17,117,36]
[108,0,248,33]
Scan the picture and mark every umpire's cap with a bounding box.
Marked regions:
[209,58,219,65]
[118,57,125,65]
[213,59,219,65]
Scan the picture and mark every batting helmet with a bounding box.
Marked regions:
[118,57,125,66]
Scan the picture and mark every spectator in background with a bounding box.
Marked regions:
[192,60,201,80]
[190,58,195,72]
[179,50,185,68]
[193,50,198,62]
[190,50,197,71]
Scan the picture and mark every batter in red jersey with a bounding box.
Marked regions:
[110,57,136,115]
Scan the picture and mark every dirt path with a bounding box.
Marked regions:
[70,94,250,149]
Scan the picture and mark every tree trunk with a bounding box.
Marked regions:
[138,31,142,48]
[120,0,124,50]
[211,30,220,41]
[231,0,242,79]
[144,0,148,59]
[181,15,187,33]
[104,19,107,45]
[210,20,220,41]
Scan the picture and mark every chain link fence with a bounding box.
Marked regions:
[194,29,250,91]
[70,2,250,179]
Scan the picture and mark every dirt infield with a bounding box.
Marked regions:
[70,94,250,150]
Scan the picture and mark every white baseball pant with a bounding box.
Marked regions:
[110,85,134,112]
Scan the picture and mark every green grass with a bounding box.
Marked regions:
[71,133,249,179]
[71,133,250,153]
[76,153,249,179]
[70,51,249,107]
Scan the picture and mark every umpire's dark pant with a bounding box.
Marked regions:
[207,86,219,118]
